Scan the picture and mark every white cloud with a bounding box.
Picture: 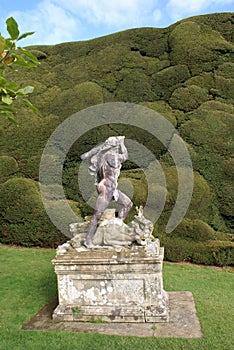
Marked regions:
[53,0,161,27]
[152,9,162,23]
[167,0,234,20]
[9,0,81,45]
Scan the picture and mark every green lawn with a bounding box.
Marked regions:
[0,244,233,350]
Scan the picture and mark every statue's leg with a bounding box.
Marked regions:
[84,208,104,248]
[84,183,113,248]
[116,190,133,220]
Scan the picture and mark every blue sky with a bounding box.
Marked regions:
[0,0,233,46]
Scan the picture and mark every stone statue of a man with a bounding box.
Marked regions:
[81,136,133,248]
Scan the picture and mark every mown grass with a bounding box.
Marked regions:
[0,244,233,350]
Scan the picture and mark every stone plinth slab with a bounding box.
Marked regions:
[22,292,203,338]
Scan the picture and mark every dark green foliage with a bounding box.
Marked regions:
[179,103,233,224]
[154,167,220,228]
[0,155,18,183]
[0,111,58,158]
[212,74,234,102]
[23,155,41,180]
[169,85,211,112]
[115,70,156,102]
[160,235,234,266]
[168,20,234,75]
[0,178,70,247]
[121,169,148,206]
[0,13,233,263]
[48,81,105,118]
[172,219,216,241]
[188,12,234,43]
[185,72,216,90]
[29,49,47,60]
[140,100,180,126]
[153,64,190,99]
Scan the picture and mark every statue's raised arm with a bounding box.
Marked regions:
[118,136,128,163]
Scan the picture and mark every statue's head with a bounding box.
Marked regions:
[105,136,124,153]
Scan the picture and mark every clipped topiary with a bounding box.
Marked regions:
[172,218,216,241]
[47,81,105,118]
[212,74,234,103]
[116,69,156,102]
[168,20,234,75]
[0,178,81,247]
[139,100,181,126]
[191,240,234,266]
[169,85,211,112]
[185,72,215,90]
[159,234,234,266]
[152,64,190,100]
[0,156,18,183]
[179,103,233,228]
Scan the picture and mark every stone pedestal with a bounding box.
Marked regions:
[52,243,169,323]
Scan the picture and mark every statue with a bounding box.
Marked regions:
[80,136,133,248]
[53,137,169,324]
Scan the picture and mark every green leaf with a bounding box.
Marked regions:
[4,38,15,50]
[5,88,16,98]
[6,17,20,40]
[21,98,38,112]
[17,86,34,95]
[0,35,6,53]
[18,48,39,65]
[12,54,35,68]
[1,94,13,105]
[18,32,35,41]
[0,77,7,87]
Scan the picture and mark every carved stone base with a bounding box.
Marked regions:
[52,244,169,323]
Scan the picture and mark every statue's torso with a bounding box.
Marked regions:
[97,153,121,187]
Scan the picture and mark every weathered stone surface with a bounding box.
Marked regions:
[67,206,156,250]
[22,292,203,338]
[52,241,169,323]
